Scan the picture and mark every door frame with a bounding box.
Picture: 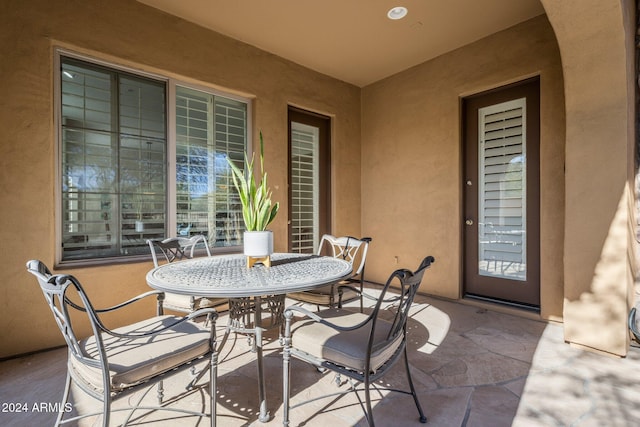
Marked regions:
[462,77,541,308]
[287,106,331,252]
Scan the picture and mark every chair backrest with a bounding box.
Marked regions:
[316,234,372,277]
[25,260,108,370]
[367,256,435,364]
[147,235,211,267]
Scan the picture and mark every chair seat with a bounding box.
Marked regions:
[73,315,211,392]
[288,284,359,306]
[163,293,228,312]
[291,308,403,374]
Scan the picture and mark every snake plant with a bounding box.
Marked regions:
[227,131,279,231]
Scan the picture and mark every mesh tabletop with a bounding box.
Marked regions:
[146,253,352,298]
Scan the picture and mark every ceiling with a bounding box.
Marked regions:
[137,0,545,87]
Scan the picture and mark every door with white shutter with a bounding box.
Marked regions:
[463,78,540,308]
[288,107,331,253]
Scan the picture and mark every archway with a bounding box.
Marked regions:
[540,0,635,356]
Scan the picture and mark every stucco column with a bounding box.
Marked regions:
[541,0,635,356]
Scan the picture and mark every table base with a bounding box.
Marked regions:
[215,294,285,423]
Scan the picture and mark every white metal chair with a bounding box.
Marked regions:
[26,260,219,427]
[282,256,434,427]
[147,235,227,313]
[288,235,372,310]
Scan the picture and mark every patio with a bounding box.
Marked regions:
[2,289,640,427]
[3,0,637,379]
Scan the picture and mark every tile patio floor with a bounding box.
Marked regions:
[2,290,640,426]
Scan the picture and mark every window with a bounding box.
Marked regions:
[58,53,248,263]
[477,98,527,281]
[175,86,246,248]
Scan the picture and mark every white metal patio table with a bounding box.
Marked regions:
[146,252,352,422]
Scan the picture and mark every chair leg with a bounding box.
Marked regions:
[157,380,164,404]
[55,370,72,427]
[102,390,111,427]
[403,347,427,423]
[364,374,375,427]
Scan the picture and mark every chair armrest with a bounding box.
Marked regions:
[95,290,165,313]
[64,289,164,313]
[284,304,324,322]
[336,284,379,303]
[103,307,219,339]
[55,274,218,339]
[185,307,219,323]
[337,284,405,303]
[337,284,401,305]
[283,304,371,335]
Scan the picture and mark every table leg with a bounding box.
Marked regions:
[223,295,284,422]
[254,296,270,422]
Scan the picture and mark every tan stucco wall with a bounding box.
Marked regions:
[541,0,636,356]
[361,15,566,321]
[0,0,361,358]
[2,0,636,359]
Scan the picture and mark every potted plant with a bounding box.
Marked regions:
[228,131,279,265]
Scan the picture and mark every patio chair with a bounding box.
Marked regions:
[148,235,227,314]
[288,234,372,311]
[282,255,435,427]
[629,307,640,343]
[25,260,218,427]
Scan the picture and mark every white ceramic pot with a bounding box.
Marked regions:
[243,230,274,257]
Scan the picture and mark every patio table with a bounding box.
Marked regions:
[146,252,352,422]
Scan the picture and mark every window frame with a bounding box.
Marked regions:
[54,48,252,267]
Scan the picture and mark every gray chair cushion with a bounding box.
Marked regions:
[72,315,211,392]
[291,308,403,374]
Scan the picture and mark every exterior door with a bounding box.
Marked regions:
[288,107,331,253]
[463,78,540,308]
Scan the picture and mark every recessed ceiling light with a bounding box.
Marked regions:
[387,6,408,20]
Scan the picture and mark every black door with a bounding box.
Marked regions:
[463,78,540,308]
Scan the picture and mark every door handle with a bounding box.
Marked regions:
[465,219,474,226]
